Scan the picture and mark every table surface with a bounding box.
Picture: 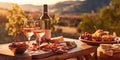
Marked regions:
[0,38,97,60]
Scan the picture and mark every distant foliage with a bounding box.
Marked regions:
[52,14,60,31]
[99,0,120,35]
[57,18,81,27]
[0,14,8,26]
[78,0,120,36]
[0,14,11,43]
[5,4,27,37]
[77,13,100,33]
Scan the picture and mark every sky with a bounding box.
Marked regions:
[0,0,85,5]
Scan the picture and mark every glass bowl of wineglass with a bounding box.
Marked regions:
[34,20,45,48]
[22,20,34,45]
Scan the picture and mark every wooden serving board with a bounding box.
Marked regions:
[25,41,77,59]
[25,50,56,59]
[81,39,117,46]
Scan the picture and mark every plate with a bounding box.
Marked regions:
[80,39,117,46]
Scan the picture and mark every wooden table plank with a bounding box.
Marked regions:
[0,53,32,60]
[77,56,84,60]
[0,43,32,60]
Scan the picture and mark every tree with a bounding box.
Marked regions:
[52,14,60,31]
[5,4,27,41]
[77,13,101,33]
[99,0,120,35]
[77,0,120,36]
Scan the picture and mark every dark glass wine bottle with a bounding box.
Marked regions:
[40,4,51,40]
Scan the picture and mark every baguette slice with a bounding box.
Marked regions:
[104,50,113,56]
[100,44,112,50]
[50,36,64,43]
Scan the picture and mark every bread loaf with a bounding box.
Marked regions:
[50,36,64,43]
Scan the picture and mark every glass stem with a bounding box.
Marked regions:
[38,37,41,47]
[28,37,31,45]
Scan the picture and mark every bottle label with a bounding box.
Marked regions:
[44,30,51,39]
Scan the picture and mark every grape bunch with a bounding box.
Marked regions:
[9,42,28,48]
[81,32,92,40]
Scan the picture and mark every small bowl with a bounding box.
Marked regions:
[9,44,29,54]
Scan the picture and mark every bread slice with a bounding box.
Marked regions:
[104,50,113,56]
[100,44,112,50]
[50,36,64,43]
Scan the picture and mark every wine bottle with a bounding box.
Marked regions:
[40,4,51,40]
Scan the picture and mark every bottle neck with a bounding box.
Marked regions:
[43,4,48,15]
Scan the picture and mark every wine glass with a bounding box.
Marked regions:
[22,20,34,45]
[34,20,45,47]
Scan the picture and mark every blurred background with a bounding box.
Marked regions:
[0,0,120,43]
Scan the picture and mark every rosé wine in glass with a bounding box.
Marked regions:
[23,20,34,45]
[22,28,34,39]
[34,20,45,47]
[34,30,45,38]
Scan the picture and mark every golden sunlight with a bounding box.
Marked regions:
[0,0,67,5]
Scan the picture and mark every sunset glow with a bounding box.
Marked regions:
[0,0,85,5]
[0,0,67,5]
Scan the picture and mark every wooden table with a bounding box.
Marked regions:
[0,38,98,60]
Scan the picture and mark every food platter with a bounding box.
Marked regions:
[79,29,120,46]
[25,41,77,59]
[80,39,117,46]
[80,36,120,46]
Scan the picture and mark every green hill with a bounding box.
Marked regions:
[51,0,111,14]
